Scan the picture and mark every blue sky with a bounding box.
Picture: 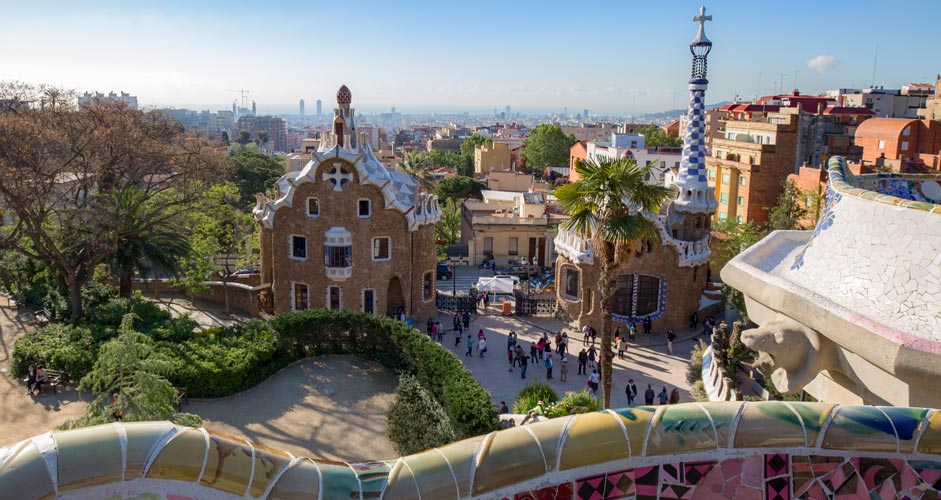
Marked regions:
[1,0,937,115]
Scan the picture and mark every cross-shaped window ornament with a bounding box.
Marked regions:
[693,6,711,29]
[323,162,352,191]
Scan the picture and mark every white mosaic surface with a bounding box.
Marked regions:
[773,192,941,340]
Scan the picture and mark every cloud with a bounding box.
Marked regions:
[807,55,838,73]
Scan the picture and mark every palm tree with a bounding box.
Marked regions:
[110,189,191,298]
[555,157,672,409]
[397,152,435,193]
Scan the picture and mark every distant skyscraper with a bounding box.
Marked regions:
[505,105,510,117]
[232,101,237,115]
[564,106,568,116]
[252,100,257,116]
[299,99,305,116]
[584,109,589,119]
[316,99,322,116]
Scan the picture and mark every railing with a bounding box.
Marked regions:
[514,291,557,316]
[470,215,550,226]
[435,290,479,313]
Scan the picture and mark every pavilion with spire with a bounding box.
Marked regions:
[554,6,721,332]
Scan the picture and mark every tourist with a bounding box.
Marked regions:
[643,316,652,336]
[577,349,588,375]
[628,322,636,342]
[478,336,487,358]
[614,326,622,346]
[530,343,538,363]
[33,366,48,395]
[453,313,461,333]
[626,379,638,406]
[617,337,629,360]
[560,356,569,382]
[588,370,600,394]
[515,345,524,367]
[430,321,438,341]
[667,329,676,355]
[531,400,546,416]
[477,328,486,340]
[465,335,473,357]
[544,336,552,356]
[545,354,553,380]
[587,345,597,368]
[498,401,509,414]
[483,292,490,309]
[669,387,681,404]
[658,386,669,405]
[507,346,515,371]
[690,311,699,330]
[555,332,563,355]
[427,317,434,337]
[520,353,528,379]
[24,364,36,395]
[560,332,569,355]
[506,418,516,428]
[582,324,591,345]
[644,384,655,405]
[590,326,598,345]
[520,411,538,425]
[454,324,462,347]
[536,337,545,360]
[462,310,471,329]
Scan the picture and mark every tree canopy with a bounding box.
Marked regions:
[229,149,284,207]
[435,176,486,204]
[522,124,577,169]
[767,180,809,230]
[460,134,492,176]
[635,124,682,148]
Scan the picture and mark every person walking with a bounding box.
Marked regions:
[530,343,538,364]
[477,328,486,340]
[667,329,676,355]
[462,310,471,329]
[658,386,669,405]
[478,336,487,358]
[560,332,569,355]
[454,324,462,347]
[560,357,569,382]
[507,346,515,372]
[465,335,473,357]
[582,324,591,346]
[587,345,597,368]
[545,355,554,380]
[515,345,524,367]
[626,379,638,406]
[669,387,681,404]
[617,337,629,360]
[690,311,699,330]
[588,370,600,394]
[644,384,655,405]
[498,401,509,414]
[520,353,528,379]
[536,338,546,360]
[643,316,652,336]
[628,322,636,342]
[577,349,588,375]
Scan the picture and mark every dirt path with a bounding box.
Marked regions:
[184,356,397,461]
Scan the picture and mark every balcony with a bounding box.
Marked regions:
[326,266,353,281]
[712,138,775,153]
[469,214,551,226]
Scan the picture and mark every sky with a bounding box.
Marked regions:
[1,0,938,116]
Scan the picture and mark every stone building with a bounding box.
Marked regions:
[554,7,720,333]
[474,142,511,174]
[252,86,441,318]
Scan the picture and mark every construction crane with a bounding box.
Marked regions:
[226,89,252,110]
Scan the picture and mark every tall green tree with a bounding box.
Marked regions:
[396,152,435,193]
[435,176,486,204]
[635,124,682,148]
[460,133,492,176]
[522,124,577,169]
[62,314,201,429]
[710,219,768,321]
[110,188,191,298]
[230,149,284,207]
[555,157,672,409]
[767,180,808,230]
[435,200,461,244]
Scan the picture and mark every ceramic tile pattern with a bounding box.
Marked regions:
[779,156,941,339]
[3,403,941,499]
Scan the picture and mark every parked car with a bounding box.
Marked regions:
[436,262,453,280]
[234,268,259,275]
[493,275,522,287]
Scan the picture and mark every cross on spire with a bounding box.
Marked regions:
[693,6,711,29]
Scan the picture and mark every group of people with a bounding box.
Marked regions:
[625,381,682,406]
[24,364,48,396]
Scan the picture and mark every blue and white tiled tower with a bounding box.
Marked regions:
[671,6,718,216]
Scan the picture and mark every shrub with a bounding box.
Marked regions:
[546,390,601,418]
[11,323,97,377]
[690,380,708,402]
[387,375,457,455]
[512,381,559,414]
[687,341,706,385]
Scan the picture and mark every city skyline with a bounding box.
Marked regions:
[2,0,939,115]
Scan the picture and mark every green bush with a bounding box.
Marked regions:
[690,380,708,402]
[546,390,601,418]
[512,381,559,414]
[387,375,457,455]
[11,323,97,377]
[687,341,706,385]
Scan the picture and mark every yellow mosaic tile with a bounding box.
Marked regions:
[401,448,460,500]
[248,442,293,498]
[199,430,255,496]
[146,427,208,483]
[526,414,574,471]
[382,459,422,500]
[122,422,179,479]
[473,427,548,495]
[787,402,836,447]
[0,441,56,500]
[918,411,941,455]
[611,407,656,455]
[266,458,321,500]
[54,424,123,493]
[559,412,629,470]
[435,435,487,498]
[646,404,718,456]
[700,402,742,448]
[734,402,804,448]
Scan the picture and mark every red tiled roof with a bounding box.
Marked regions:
[823,106,876,116]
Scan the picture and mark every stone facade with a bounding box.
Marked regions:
[254,86,440,319]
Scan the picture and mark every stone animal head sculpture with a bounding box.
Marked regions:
[741,318,838,393]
